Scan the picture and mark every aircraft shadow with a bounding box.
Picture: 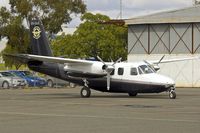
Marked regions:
[27,93,170,100]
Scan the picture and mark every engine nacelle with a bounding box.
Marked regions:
[153,65,160,71]
[102,65,107,70]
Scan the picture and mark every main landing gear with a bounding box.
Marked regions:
[80,86,91,98]
[169,87,176,99]
[80,79,91,98]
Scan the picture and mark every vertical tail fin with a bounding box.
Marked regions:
[30,18,53,56]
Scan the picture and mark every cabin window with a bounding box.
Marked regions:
[110,69,115,75]
[118,68,124,75]
[130,68,138,75]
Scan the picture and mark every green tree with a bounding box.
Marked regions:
[52,34,85,58]
[0,0,86,69]
[52,13,127,61]
[1,16,30,69]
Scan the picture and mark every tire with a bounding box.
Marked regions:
[2,81,10,89]
[128,92,137,97]
[47,79,54,88]
[169,91,176,99]
[80,87,91,98]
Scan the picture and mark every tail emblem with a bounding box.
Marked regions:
[32,26,41,39]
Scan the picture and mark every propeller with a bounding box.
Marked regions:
[144,55,165,71]
[157,55,165,64]
[97,56,122,90]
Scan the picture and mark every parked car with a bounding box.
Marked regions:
[10,70,46,88]
[0,71,27,89]
[45,75,70,88]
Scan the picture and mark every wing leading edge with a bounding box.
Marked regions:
[150,56,200,64]
[17,54,96,65]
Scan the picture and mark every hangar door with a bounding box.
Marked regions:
[128,23,200,54]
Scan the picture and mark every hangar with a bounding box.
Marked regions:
[125,5,200,87]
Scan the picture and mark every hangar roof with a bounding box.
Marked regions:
[125,5,200,25]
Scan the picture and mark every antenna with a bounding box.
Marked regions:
[120,0,122,19]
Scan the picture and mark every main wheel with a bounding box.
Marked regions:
[47,79,54,88]
[80,87,91,98]
[128,92,138,97]
[2,81,10,89]
[169,91,176,99]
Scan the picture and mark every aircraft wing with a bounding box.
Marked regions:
[16,54,95,65]
[4,53,30,63]
[149,56,200,64]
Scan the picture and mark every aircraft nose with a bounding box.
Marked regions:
[156,74,175,85]
[161,76,175,86]
[144,74,175,87]
[165,77,175,85]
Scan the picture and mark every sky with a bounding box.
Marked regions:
[71,0,194,27]
[0,0,198,28]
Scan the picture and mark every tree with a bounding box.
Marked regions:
[52,34,85,58]
[52,13,127,61]
[0,0,86,69]
[1,16,30,69]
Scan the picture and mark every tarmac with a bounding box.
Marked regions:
[0,87,199,133]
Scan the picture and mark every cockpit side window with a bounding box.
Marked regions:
[118,68,124,75]
[130,68,138,75]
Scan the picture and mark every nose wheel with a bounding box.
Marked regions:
[80,86,91,98]
[169,87,176,99]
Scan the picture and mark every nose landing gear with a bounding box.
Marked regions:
[169,87,176,99]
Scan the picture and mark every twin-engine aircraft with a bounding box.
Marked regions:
[7,18,199,99]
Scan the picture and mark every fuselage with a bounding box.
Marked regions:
[28,61,175,94]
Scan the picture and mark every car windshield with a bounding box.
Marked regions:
[139,65,154,74]
[0,72,15,77]
[11,71,22,76]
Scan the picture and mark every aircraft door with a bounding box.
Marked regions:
[111,67,124,89]
[121,66,138,90]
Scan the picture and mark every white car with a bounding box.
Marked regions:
[0,71,27,89]
[45,75,75,88]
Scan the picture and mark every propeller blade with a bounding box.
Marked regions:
[143,60,151,65]
[97,56,106,65]
[112,57,122,66]
[107,73,110,90]
[110,58,114,63]
[158,55,165,64]
[143,60,156,71]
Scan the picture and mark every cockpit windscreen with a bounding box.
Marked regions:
[139,65,154,74]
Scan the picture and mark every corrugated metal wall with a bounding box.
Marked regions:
[128,23,200,87]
